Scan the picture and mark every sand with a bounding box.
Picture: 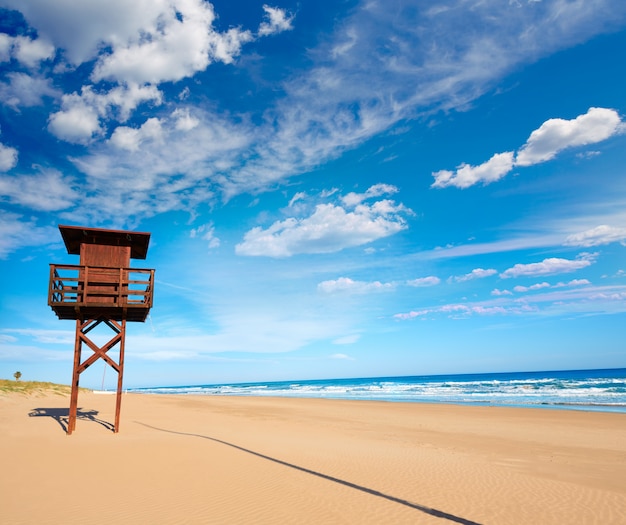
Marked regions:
[1,392,625,525]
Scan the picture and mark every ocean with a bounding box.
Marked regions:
[130,368,626,413]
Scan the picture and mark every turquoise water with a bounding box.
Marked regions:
[131,368,626,413]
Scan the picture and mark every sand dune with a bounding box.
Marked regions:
[1,392,625,524]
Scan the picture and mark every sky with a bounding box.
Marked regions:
[0,0,625,389]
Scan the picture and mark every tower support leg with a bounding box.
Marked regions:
[114,319,126,433]
[67,319,82,435]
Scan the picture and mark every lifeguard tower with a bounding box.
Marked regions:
[48,225,154,434]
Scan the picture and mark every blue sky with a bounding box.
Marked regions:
[0,0,625,389]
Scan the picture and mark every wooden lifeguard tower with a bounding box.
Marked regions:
[48,225,154,434]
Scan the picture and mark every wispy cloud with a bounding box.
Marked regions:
[406,276,441,287]
[0,211,58,259]
[317,277,396,294]
[0,169,79,211]
[395,283,626,321]
[451,268,498,283]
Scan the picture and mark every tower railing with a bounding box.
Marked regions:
[48,264,154,321]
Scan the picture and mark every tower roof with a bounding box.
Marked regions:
[59,225,151,260]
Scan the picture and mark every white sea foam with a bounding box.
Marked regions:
[131,369,626,413]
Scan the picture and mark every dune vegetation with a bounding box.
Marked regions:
[0,379,86,397]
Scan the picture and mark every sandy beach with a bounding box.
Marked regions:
[1,392,625,525]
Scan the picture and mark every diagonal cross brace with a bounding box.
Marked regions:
[77,330,122,374]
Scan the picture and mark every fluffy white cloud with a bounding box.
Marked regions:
[432,108,624,189]
[564,225,626,247]
[515,107,623,166]
[109,118,164,151]
[258,5,294,36]
[236,185,411,257]
[406,276,441,287]
[48,99,102,144]
[11,35,55,67]
[91,1,254,84]
[172,108,200,131]
[432,152,514,189]
[1,0,173,65]
[0,169,79,211]
[452,268,498,282]
[0,142,18,171]
[317,277,395,294]
[0,34,54,67]
[500,255,595,279]
[48,84,162,143]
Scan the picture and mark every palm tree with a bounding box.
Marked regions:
[13,371,22,381]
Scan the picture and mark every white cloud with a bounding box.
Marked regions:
[48,84,163,144]
[3,328,75,345]
[236,185,411,257]
[491,288,513,296]
[48,97,102,144]
[500,254,595,279]
[497,279,591,295]
[12,35,55,67]
[258,5,294,36]
[0,169,79,211]
[2,0,172,65]
[564,225,626,247]
[515,107,623,166]
[0,34,54,67]
[0,211,58,259]
[513,282,551,292]
[396,282,626,321]
[91,1,253,84]
[452,268,498,282]
[432,151,514,189]
[109,118,164,151]
[0,73,60,109]
[0,142,18,171]
[341,183,398,206]
[432,107,624,189]
[562,279,591,287]
[172,108,200,131]
[332,334,360,345]
[406,276,440,287]
[190,223,220,249]
[471,306,507,316]
[330,353,355,360]
[288,192,307,208]
[68,108,250,223]
[396,303,511,320]
[317,277,395,294]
